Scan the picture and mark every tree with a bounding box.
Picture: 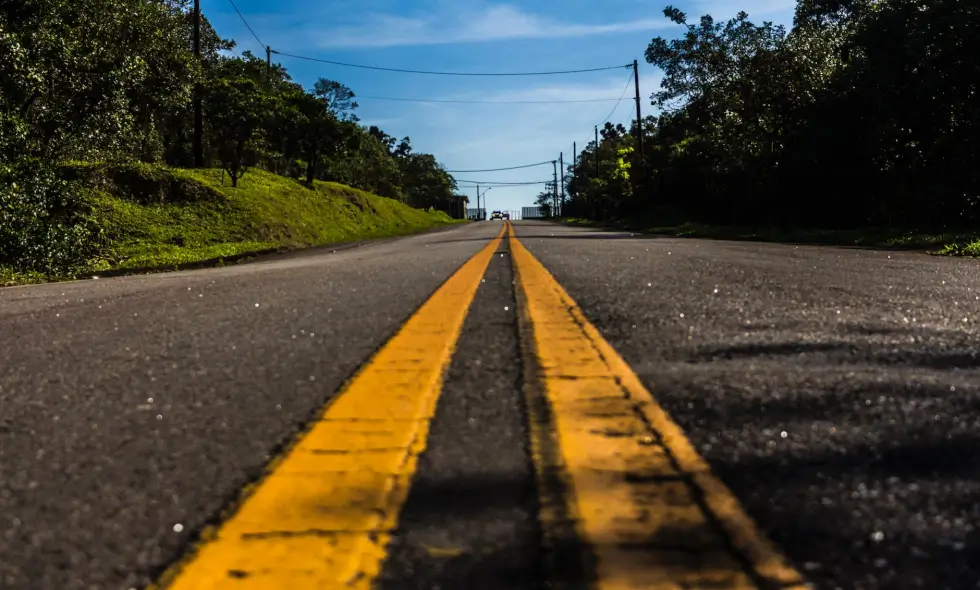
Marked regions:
[205,65,270,187]
[397,152,455,209]
[1,0,201,162]
[313,79,359,122]
[320,125,404,200]
[288,90,351,185]
[393,137,412,158]
[535,189,553,218]
[367,126,397,153]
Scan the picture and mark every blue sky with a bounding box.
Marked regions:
[203,0,798,214]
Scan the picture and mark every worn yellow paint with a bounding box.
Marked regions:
[157,224,506,590]
[423,545,465,558]
[508,224,809,590]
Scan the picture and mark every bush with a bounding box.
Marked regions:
[0,163,103,275]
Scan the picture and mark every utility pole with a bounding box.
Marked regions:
[633,59,643,163]
[192,0,203,168]
[266,46,272,79]
[482,187,492,219]
[476,184,480,220]
[572,141,577,199]
[559,152,565,215]
[552,160,558,218]
[633,59,644,196]
[594,125,600,177]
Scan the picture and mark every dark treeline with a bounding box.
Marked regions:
[559,0,980,230]
[1,0,459,272]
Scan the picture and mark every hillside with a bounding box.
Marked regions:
[2,165,459,285]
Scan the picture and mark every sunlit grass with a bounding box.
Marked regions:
[2,164,461,285]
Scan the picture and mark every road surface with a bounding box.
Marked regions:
[1,220,977,590]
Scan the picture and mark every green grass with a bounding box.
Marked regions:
[2,163,461,285]
[0,268,48,287]
[561,217,980,256]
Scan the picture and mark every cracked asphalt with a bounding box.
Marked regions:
[2,219,978,590]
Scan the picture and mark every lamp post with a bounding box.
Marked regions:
[480,186,493,220]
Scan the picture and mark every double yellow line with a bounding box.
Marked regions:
[152,222,807,590]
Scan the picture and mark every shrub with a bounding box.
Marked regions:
[0,163,103,274]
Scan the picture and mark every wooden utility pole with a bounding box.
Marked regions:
[552,160,558,217]
[633,59,644,196]
[594,125,600,176]
[266,46,272,79]
[193,0,203,167]
[572,141,577,198]
[476,184,480,220]
[633,60,643,164]
[559,152,565,215]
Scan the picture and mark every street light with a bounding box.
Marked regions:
[480,186,493,220]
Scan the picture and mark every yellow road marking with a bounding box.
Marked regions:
[509,224,808,589]
[154,224,506,590]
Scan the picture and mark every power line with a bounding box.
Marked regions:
[226,0,265,50]
[562,68,637,171]
[272,50,631,77]
[446,161,552,173]
[599,69,635,126]
[454,179,551,185]
[357,95,624,105]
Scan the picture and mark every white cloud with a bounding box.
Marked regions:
[312,4,676,49]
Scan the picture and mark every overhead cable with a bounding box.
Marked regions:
[226,0,265,50]
[453,179,551,185]
[599,69,635,126]
[272,50,632,77]
[356,95,624,105]
[445,161,552,173]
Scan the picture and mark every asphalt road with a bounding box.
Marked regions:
[377,233,544,590]
[2,219,978,590]
[514,221,980,590]
[0,223,501,590]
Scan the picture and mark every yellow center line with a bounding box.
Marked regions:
[153,224,506,590]
[508,224,808,590]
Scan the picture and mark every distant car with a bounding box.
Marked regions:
[490,211,504,220]
[503,213,511,220]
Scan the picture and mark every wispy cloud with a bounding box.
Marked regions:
[311,4,676,49]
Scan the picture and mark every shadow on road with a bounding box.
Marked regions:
[378,469,796,590]
[693,339,980,370]
[642,321,980,589]
[515,232,667,241]
[431,232,666,247]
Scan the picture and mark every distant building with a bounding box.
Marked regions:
[522,206,544,219]
[466,208,486,220]
[448,195,469,219]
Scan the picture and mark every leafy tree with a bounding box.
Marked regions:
[367,126,397,153]
[205,63,271,187]
[288,90,353,184]
[313,78,359,122]
[0,0,198,162]
[534,189,553,218]
[393,137,413,159]
[321,125,404,200]
[398,152,456,209]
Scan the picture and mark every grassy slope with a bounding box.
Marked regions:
[2,164,460,285]
[562,218,980,256]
